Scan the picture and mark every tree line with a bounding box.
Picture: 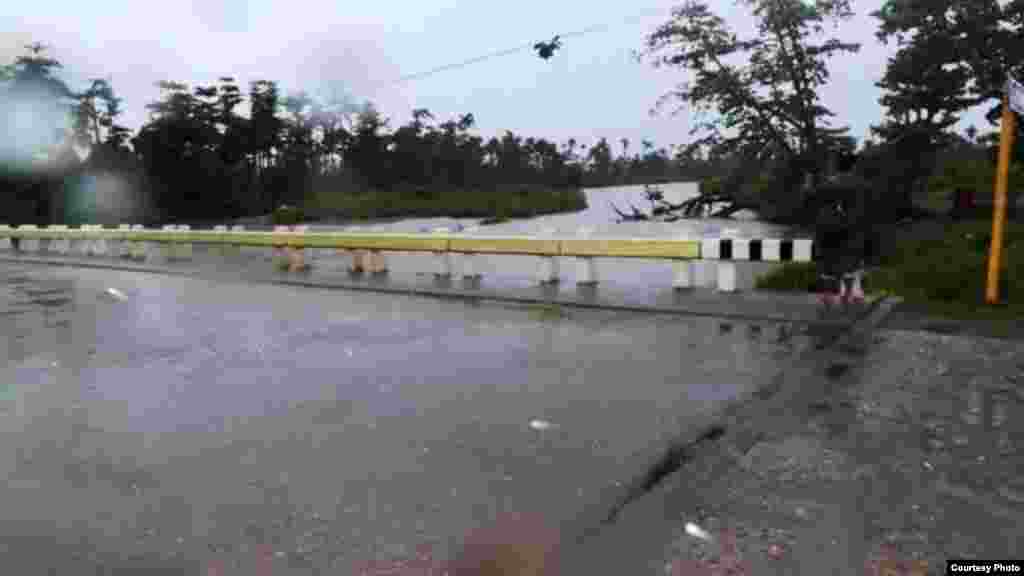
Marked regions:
[636,0,1024,223]
[4,0,1024,227]
[0,45,707,225]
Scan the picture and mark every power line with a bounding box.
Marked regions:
[376,5,669,90]
[390,23,610,86]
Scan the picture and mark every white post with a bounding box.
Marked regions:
[717,261,737,292]
[368,250,387,274]
[177,225,192,260]
[433,228,452,278]
[131,225,147,261]
[716,233,742,293]
[116,224,131,258]
[129,224,145,260]
[698,237,720,288]
[461,252,480,278]
[20,225,40,252]
[81,225,94,256]
[0,225,10,251]
[793,238,813,262]
[230,225,244,257]
[47,225,67,254]
[537,255,560,284]
[93,226,109,256]
[214,225,228,257]
[762,238,782,262]
[161,225,176,260]
[671,234,693,289]
[732,237,750,261]
[672,261,693,289]
[575,227,597,286]
[350,250,369,273]
[272,225,290,268]
[288,225,307,272]
[436,251,454,277]
[537,227,559,284]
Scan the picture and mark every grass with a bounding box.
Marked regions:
[302,186,587,222]
[755,218,1024,326]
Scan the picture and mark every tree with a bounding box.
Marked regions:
[871,0,1024,217]
[874,0,1024,125]
[639,0,860,213]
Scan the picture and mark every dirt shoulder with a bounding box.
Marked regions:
[655,325,1024,575]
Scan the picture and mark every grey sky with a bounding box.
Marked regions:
[1,0,995,153]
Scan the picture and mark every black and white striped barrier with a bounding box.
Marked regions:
[672,232,813,292]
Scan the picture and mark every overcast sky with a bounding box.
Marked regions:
[1,0,995,153]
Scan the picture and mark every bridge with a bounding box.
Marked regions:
[0,223,815,293]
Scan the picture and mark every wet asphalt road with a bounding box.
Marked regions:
[0,263,814,574]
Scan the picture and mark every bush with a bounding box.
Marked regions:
[271,204,305,225]
[754,262,818,292]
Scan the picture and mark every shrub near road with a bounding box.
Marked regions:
[757,218,1024,335]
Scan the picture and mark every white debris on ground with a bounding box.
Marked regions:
[103,288,128,301]
[529,419,556,431]
[684,522,712,541]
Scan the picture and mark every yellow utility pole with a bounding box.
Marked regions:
[987,91,1017,305]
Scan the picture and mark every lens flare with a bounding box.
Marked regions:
[0,85,75,174]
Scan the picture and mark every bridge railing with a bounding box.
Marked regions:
[0,224,813,292]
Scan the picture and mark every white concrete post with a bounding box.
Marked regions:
[732,237,750,261]
[80,225,93,255]
[229,225,244,257]
[115,224,131,258]
[18,225,40,252]
[433,228,452,277]
[435,251,454,277]
[717,233,745,293]
[793,238,813,262]
[160,225,176,260]
[92,225,110,256]
[213,225,228,257]
[461,252,480,278]
[717,260,737,292]
[536,227,559,284]
[272,225,290,268]
[177,225,192,260]
[671,234,693,289]
[131,225,148,261]
[69,226,86,255]
[367,250,387,274]
[698,237,720,288]
[350,250,370,273]
[288,225,308,272]
[47,226,68,254]
[575,227,597,286]
[762,238,782,262]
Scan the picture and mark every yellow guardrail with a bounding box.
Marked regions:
[0,225,701,259]
[0,224,816,291]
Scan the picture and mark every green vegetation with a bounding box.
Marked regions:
[754,262,819,293]
[304,186,586,222]
[270,204,306,226]
[756,220,1024,323]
